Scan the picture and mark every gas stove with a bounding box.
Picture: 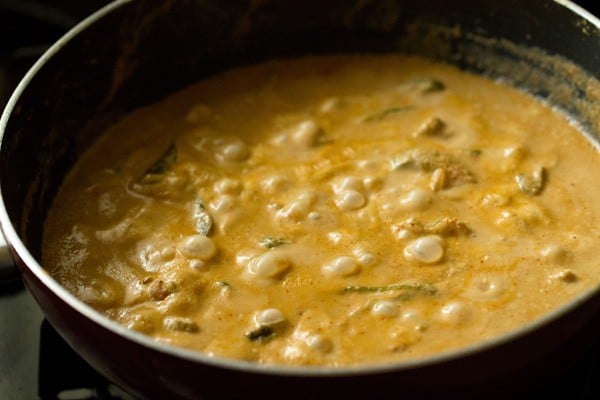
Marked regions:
[0,1,599,399]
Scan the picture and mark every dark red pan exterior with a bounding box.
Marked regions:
[1,1,599,398]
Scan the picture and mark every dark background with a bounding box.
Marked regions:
[1,0,599,100]
[0,1,598,399]
[577,0,599,14]
[1,0,599,105]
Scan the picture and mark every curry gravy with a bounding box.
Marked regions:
[42,55,600,366]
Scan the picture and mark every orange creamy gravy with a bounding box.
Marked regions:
[42,55,600,366]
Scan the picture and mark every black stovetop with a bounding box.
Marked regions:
[1,1,599,399]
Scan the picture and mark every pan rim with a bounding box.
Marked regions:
[0,0,598,379]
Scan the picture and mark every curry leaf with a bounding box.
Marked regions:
[246,326,274,342]
[343,281,437,295]
[139,143,177,184]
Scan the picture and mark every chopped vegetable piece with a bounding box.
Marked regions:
[164,317,199,333]
[400,78,446,94]
[429,217,470,236]
[429,168,447,191]
[246,325,275,342]
[362,106,412,123]
[413,117,449,137]
[260,236,290,249]
[139,143,177,184]
[391,149,476,185]
[394,291,430,302]
[148,280,176,301]
[548,269,578,283]
[343,281,437,295]
[516,167,545,195]
[395,218,425,234]
[194,197,213,236]
[215,280,233,296]
[394,217,470,237]
[417,78,445,93]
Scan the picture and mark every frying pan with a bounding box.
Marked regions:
[1,0,599,398]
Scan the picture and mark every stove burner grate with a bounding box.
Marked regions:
[38,321,137,400]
